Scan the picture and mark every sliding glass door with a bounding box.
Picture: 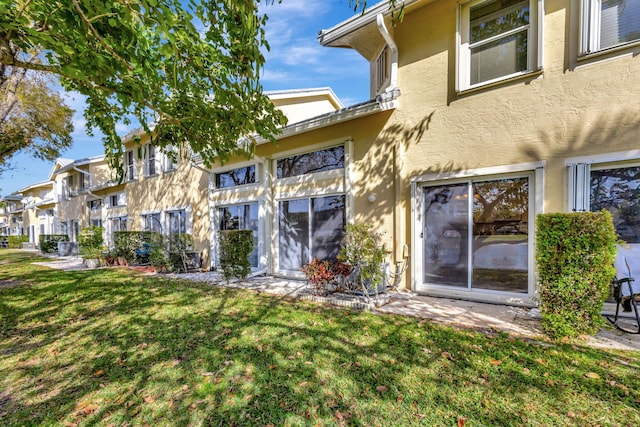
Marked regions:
[219,203,259,268]
[278,195,345,271]
[422,175,531,294]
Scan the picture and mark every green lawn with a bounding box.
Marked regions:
[1,250,639,427]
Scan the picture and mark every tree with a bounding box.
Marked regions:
[0,0,402,177]
[0,0,289,178]
[0,62,74,172]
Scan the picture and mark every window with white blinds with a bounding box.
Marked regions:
[581,0,640,54]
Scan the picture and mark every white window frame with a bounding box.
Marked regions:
[162,146,178,173]
[125,150,137,181]
[411,161,544,305]
[580,0,640,55]
[374,46,389,94]
[565,150,640,211]
[213,162,259,190]
[273,143,346,184]
[457,0,542,91]
[143,144,158,177]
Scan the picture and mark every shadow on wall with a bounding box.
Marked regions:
[522,108,640,162]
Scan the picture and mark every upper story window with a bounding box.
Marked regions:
[143,145,158,177]
[64,174,74,198]
[88,199,102,211]
[107,192,126,208]
[276,146,344,179]
[125,150,136,181]
[215,165,256,189]
[163,146,178,172]
[458,0,539,90]
[581,0,640,55]
[374,46,389,93]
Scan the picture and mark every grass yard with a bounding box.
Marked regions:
[1,250,639,427]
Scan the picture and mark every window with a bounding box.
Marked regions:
[125,150,136,181]
[276,146,344,179]
[163,146,178,172]
[375,47,389,92]
[78,173,87,191]
[589,165,640,243]
[91,219,102,228]
[219,203,259,267]
[108,193,126,208]
[40,224,45,235]
[64,175,74,198]
[143,213,162,233]
[421,175,531,293]
[112,216,128,232]
[166,209,186,235]
[458,0,538,89]
[581,0,640,54]
[143,145,157,176]
[88,199,102,211]
[215,165,256,189]
[278,195,346,271]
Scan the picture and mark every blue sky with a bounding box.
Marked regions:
[0,0,370,196]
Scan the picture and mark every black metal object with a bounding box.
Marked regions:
[607,277,640,334]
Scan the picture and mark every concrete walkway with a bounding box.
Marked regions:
[34,258,640,352]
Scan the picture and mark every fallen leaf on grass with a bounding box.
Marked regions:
[376,385,389,393]
[585,372,600,379]
[489,359,502,365]
[458,416,467,426]
[94,369,104,377]
[74,401,98,416]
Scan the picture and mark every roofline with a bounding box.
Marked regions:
[318,0,421,47]
[266,87,345,109]
[53,155,107,176]
[17,180,54,194]
[257,89,400,144]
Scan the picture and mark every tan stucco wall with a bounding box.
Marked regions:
[367,0,640,292]
[123,137,211,264]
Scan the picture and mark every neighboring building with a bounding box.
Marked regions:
[16,181,56,244]
[0,195,23,235]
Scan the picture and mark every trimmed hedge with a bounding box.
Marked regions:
[8,235,28,249]
[39,234,69,254]
[219,230,253,281]
[536,211,617,339]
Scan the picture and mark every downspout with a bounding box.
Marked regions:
[377,12,408,289]
[376,13,401,109]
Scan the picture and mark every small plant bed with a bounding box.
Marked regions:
[1,249,639,427]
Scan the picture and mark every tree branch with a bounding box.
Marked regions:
[69,0,135,72]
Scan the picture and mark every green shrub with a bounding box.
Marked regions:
[113,231,162,263]
[339,223,388,290]
[8,235,28,249]
[536,211,617,339]
[78,226,104,258]
[39,234,69,254]
[219,230,253,281]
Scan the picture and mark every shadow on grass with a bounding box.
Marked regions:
[1,250,639,426]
